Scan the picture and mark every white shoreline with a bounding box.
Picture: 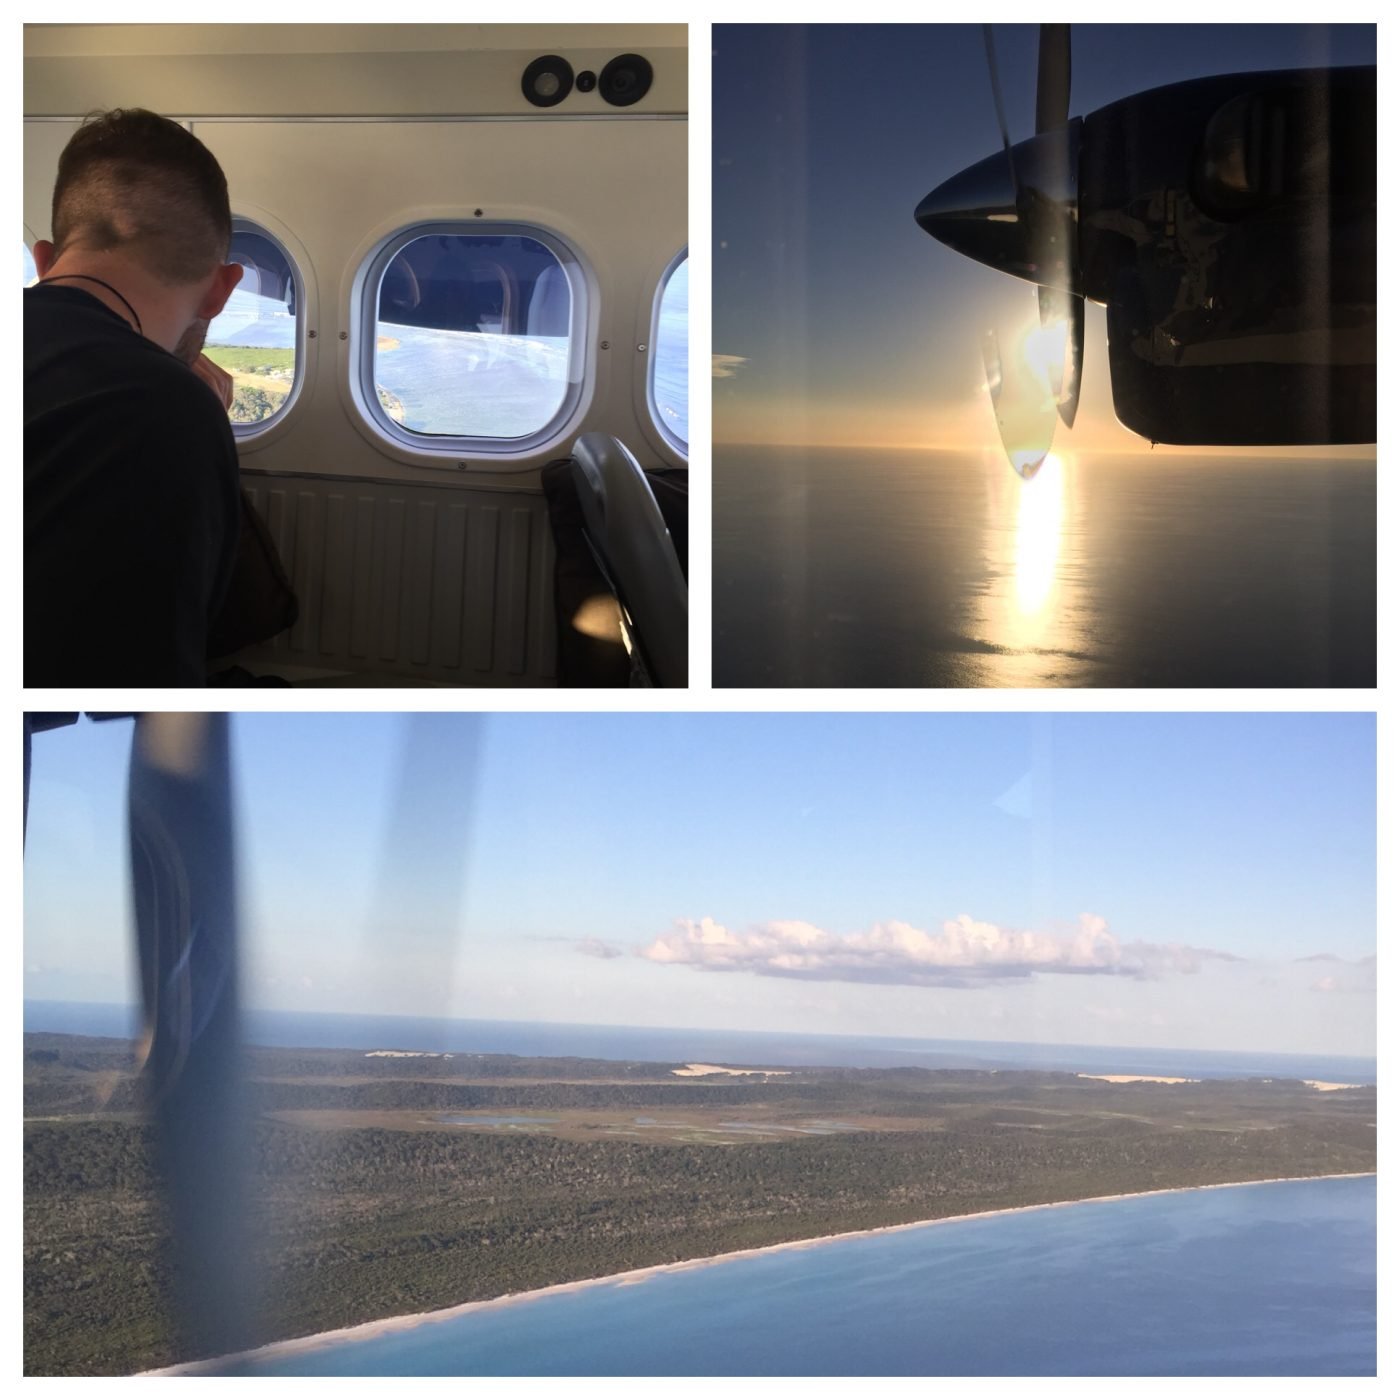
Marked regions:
[144,1170,1376,1376]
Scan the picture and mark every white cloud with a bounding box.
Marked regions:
[712,354,749,380]
[633,914,1230,989]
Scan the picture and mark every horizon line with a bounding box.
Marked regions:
[712,439,1378,459]
[22,998,1377,1068]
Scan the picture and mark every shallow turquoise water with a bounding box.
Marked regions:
[242,1175,1374,1376]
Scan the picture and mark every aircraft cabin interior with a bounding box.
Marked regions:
[23,23,690,687]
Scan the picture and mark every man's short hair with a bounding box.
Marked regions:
[51,108,232,286]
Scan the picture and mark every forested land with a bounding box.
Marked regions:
[24,1033,1376,1376]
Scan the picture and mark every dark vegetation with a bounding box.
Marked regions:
[24,1033,1376,1376]
[202,346,292,423]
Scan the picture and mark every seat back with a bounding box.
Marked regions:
[570,432,688,687]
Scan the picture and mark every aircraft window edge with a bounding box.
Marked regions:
[647,248,689,458]
[352,220,590,461]
[205,217,308,440]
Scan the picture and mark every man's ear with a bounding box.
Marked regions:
[32,241,56,278]
[197,262,245,320]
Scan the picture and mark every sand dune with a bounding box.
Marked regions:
[671,1063,791,1078]
[1076,1073,1200,1085]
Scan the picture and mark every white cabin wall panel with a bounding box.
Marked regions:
[194,118,686,486]
[23,122,82,241]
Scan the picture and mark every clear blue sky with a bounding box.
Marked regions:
[713,23,1377,449]
[23,712,1374,1055]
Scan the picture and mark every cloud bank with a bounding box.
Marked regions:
[630,915,1231,989]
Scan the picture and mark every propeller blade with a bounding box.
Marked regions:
[982,25,1018,200]
[364,712,483,1031]
[1060,292,1084,428]
[1032,25,1079,432]
[1035,288,1085,429]
[1036,24,1072,135]
[129,713,253,1370]
[982,328,1058,480]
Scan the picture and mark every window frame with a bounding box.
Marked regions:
[351,220,590,462]
[214,215,311,447]
[644,246,690,461]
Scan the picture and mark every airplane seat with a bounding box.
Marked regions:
[569,432,688,687]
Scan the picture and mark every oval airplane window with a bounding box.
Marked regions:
[23,242,37,286]
[205,221,303,434]
[650,251,688,453]
[363,228,582,448]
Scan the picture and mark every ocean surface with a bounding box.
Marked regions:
[23,1002,1376,1085]
[713,446,1376,688]
[232,1176,1376,1376]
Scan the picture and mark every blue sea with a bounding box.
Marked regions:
[714,445,1376,688]
[23,1001,1376,1086]
[225,1176,1375,1376]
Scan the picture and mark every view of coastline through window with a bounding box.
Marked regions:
[204,227,298,427]
[369,233,573,441]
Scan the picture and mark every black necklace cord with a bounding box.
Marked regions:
[40,274,144,336]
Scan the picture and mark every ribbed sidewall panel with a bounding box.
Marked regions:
[238,477,557,685]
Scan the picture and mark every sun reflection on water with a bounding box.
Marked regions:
[963,449,1080,682]
[1014,452,1066,618]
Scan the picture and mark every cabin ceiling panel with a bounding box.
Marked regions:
[25,45,686,118]
[24,24,687,58]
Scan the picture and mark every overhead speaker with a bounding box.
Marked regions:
[599,53,653,108]
[522,55,574,108]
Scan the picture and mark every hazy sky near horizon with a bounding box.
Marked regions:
[23,712,1375,1057]
[712,23,1377,451]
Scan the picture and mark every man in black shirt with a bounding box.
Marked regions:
[25,109,247,686]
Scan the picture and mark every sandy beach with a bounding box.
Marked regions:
[144,1170,1376,1375]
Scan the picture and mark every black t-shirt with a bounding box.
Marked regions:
[25,283,240,686]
